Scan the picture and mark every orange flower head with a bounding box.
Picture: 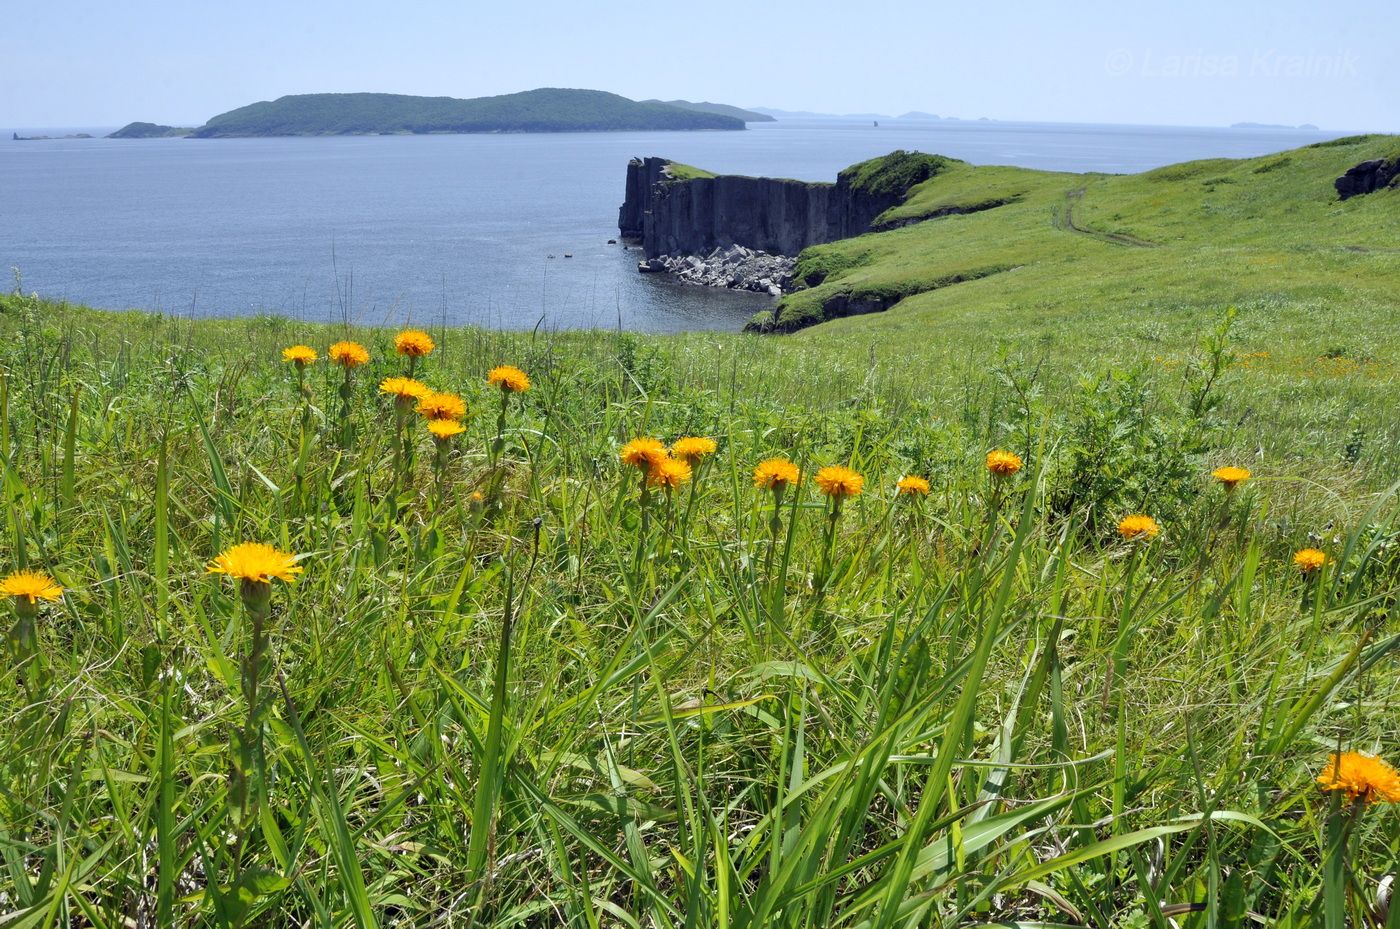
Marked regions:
[620,437,668,470]
[897,475,931,497]
[427,418,466,440]
[814,465,864,500]
[985,450,1023,477]
[1212,466,1251,490]
[487,365,531,393]
[1317,751,1400,804]
[1294,548,1327,574]
[379,376,429,401]
[394,329,436,358]
[416,390,467,422]
[328,340,370,368]
[1118,514,1161,542]
[1,569,63,604]
[753,457,801,491]
[671,436,717,464]
[282,345,317,366]
[647,455,692,490]
[206,542,302,585]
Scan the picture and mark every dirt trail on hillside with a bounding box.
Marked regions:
[1055,188,1158,247]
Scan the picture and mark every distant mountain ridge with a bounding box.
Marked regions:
[751,107,892,120]
[1231,121,1321,131]
[643,100,775,122]
[750,107,977,122]
[114,89,748,139]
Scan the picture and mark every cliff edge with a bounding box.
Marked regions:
[618,151,952,259]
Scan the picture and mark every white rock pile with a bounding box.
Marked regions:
[639,245,795,296]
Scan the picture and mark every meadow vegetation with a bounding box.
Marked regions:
[0,264,1398,928]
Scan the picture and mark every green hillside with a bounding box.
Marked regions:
[188,89,744,137]
[750,134,1400,332]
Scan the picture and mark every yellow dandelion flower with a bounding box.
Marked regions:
[814,465,864,499]
[620,437,668,470]
[1294,548,1327,574]
[671,436,717,464]
[897,475,931,496]
[328,340,370,368]
[985,450,1023,476]
[753,457,801,490]
[427,418,466,440]
[394,329,436,358]
[0,569,63,604]
[647,455,692,490]
[1317,751,1400,804]
[379,376,429,400]
[1117,514,1161,542]
[206,542,302,585]
[487,365,531,393]
[416,390,467,422]
[1212,466,1251,490]
[282,345,317,366]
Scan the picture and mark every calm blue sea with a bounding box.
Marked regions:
[0,119,1346,332]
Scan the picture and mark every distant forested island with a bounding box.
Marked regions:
[13,131,94,140]
[109,89,749,139]
[107,122,195,138]
[642,100,774,122]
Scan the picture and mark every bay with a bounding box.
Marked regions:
[0,119,1345,331]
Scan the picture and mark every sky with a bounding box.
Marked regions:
[3,0,1397,131]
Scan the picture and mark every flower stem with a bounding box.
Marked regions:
[231,580,273,828]
[337,367,354,448]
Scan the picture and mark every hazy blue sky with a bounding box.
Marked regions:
[4,0,1396,130]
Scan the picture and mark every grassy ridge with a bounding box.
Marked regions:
[753,134,1400,331]
[0,291,1398,925]
[188,89,745,137]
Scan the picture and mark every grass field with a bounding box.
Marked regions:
[2,288,1399,927]
[1,135,1399,927]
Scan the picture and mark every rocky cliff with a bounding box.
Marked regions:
[1336,157,1399,199]
[618,151,950,259]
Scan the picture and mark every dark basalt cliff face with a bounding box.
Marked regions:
[619,152,947,259]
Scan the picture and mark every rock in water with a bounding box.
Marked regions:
[640,245,796,295]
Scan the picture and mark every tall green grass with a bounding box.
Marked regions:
[0,293,1397,927]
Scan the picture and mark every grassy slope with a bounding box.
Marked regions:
[662,161,717,180]
[190,89,745,137]
[773,137,1400,484]
[761,134,1400,333]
